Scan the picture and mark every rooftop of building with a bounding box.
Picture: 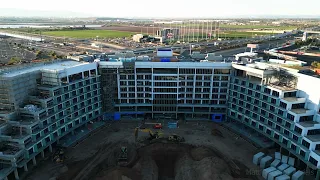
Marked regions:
[0,143,22,155]
[297,121,319,128]
[282,97,300,102]
[0,60,92,78]
[305,135,320,142]
[1,126,29,139]
[290,108,309,114]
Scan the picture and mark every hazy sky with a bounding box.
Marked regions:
[1,0,320,18]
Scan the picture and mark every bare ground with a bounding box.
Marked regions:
[24,121,263,180]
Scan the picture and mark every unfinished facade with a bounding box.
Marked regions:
[99,61,232,121]
[0,60,102,180]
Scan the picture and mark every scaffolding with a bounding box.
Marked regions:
[100,68,117,115]
[100,62,135,117]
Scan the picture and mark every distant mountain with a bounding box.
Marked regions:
[0,8,319,19]
[0,8,94,18]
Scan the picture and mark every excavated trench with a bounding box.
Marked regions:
[78,142,258,180]
[152,152,178,179]
[139,143,193,180]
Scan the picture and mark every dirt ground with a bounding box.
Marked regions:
[24,121,264,180]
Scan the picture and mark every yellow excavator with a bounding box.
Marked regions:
[134,127,163,141]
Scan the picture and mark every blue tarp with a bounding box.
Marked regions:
[103,112,145,121]
[161,58,171,62]
[211,114,223,122]
[168,122,178,129]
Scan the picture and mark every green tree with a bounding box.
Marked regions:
[311,61,320,69]
[49,51,57,57]
[36,50,43,59]
[7,57,21,65]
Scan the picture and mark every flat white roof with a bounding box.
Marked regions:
[99,61,232,69]
[1,61,91,78]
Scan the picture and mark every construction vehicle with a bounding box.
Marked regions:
[153,123,162,129]
[118,146,128,166]
[168,134,185,143]
[148,130,162,140]
[134,128,163,141]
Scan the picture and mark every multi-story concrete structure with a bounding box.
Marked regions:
[0,60,102,180]
[227,62,320,179]
[156,28,180,40]
[99,61,231,121]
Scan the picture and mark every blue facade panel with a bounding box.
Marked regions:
[211,114,223,122]
[160,58,170,62]
[114,113,121,121]
[168,122,178,129]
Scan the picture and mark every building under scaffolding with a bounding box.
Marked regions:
[99,61,135,120]
[0,60,102,180]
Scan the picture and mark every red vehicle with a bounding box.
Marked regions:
[153,124,162,129]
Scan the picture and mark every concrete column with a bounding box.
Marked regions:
[67,76,70,84]
[41,151,45,158]
[49,145,53,153]
[316,169,320,180]
[24,164,28,172]
[71,130,75,135]
[14,169,19,180]
[32,157,37,166]
[4,176,8,180]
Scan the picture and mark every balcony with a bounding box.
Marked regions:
[297,121,320,128]
[305,135,320,143]
[282,97,306,103]
[0,143,24,161]
[0,125,30,141]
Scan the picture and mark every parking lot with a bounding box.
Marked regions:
[0,38,36,65]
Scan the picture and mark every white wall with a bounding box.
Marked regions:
[136,62,232,69]
[296,73,320,121]
[59,62,98,78]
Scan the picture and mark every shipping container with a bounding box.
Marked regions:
[262,167,277,179]
[253,152,265,165]
[291,171,305,180]
[275,174,290,180]
[260,156,273,169]
[268,170,282,180]
[277,164,289,172]
[283,166,296,176]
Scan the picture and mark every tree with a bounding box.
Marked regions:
[49,51,57,57]
[311,61,320,69]
[36,50,43,59]
[7,57,21,65]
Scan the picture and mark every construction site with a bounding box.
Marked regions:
[23,120,263,180]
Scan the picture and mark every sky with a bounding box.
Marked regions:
[1,0,320,18]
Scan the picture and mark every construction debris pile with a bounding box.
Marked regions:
[23,104,41,113]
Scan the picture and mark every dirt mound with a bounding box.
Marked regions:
[211,129,224,138]
[94,167,141,180]
[190,146,216,161]
[133,155,158,180]
[175,154,233,180]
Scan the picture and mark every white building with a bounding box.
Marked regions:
[228,62,320,179]
[99,60,232,121]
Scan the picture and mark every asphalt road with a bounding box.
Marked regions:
[213,38,293,56]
